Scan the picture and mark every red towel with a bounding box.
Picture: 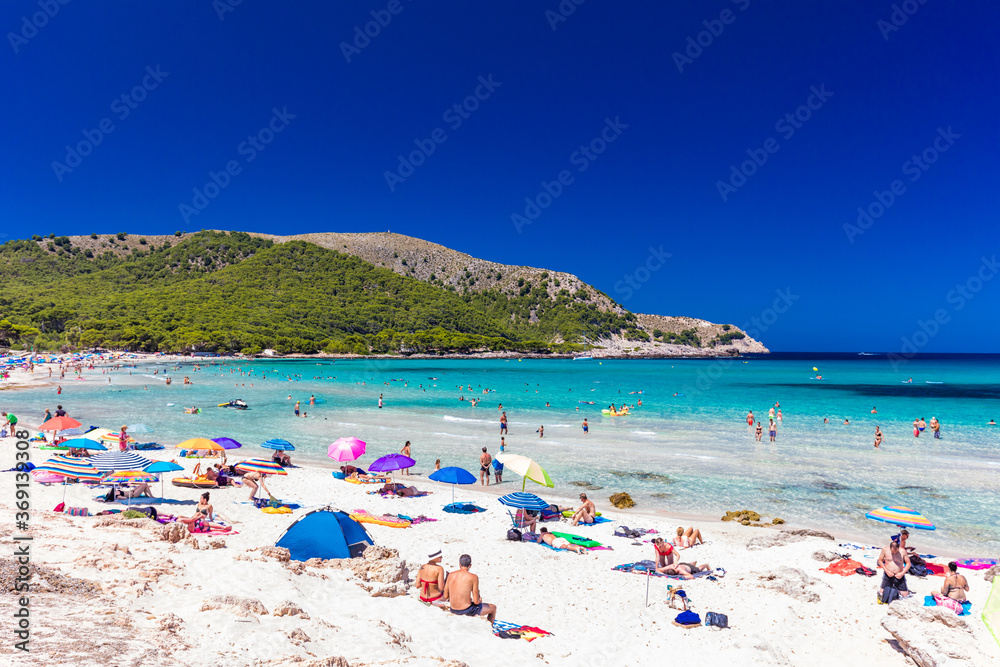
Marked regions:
[820,558,863,576]
[925,563,946,576]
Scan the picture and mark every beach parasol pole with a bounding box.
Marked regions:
[645,569,651,608]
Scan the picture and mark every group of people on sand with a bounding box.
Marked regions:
[876,530,969,610]
[652,527,711,578]
[413,550,497,622]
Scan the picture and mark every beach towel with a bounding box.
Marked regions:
[925,595,972,616]
[575,516,611,525]
[614,526,657,539]
[612,562,714,580]
[396,514,437,525]
[925,563,946,576]
[820,558,863,576]
[442,503,485,514]
[492,620,551,642]
[956,558,999,571]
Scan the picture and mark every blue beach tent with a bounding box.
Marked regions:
[275,506,373,561]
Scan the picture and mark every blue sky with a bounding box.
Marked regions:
[2,1,998,352]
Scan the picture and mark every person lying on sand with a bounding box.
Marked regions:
[115,482,154,499]
[442,554,497,622]
[570,493,596,526]
[176,512,231,534]
[414,549,446,604]
[672,526,705,548]
[395,486,426,497]
[537,527,587,554]
[653,537,677,570]
[659,562,711,579]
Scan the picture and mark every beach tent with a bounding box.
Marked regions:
[275,507,373,561]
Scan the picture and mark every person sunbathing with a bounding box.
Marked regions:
[176,511,231,534]
[395,486,425,497]
[653,537,677,569]
[570,493,596,526]
[380,482,405,494]
[660,562,711,579]
[414,549,446,604]
[536,527,587,554]
[673,526,705,548]
[514,509,538,532]
[116,482,154,499]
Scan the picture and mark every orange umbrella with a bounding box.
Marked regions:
[38,416,82,431]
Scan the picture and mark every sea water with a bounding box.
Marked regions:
[8,353,1000,554]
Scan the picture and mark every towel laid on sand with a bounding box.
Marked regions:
[820,558,863,576]
[492,620,551,642]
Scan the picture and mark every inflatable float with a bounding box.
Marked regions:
[171,477,217,489]
[350,509,410,528]
[184,408,201,414]
[601,409,630,416]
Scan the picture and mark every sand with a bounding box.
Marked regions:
[1,358,998,666]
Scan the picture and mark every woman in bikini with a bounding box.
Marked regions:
[414,551,446,604]
[941,562,969,602]
[653,537,677,572]
[242,471,270,501]
[196,492,214,521]
[673,526,705,548]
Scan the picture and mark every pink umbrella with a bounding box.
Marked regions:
[328,437,366,462]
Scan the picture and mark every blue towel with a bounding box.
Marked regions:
[576,516,611,526]
[443,503,486,514]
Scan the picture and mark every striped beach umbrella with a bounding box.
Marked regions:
[262,438,295,451]
[33,456,102,502]
[235,458,287,475]
[107,470,158,483]
[865,505,936,530]
[499,492,549,529]
[88,451,153,472]
[99,431,136,445]
[496,453,555,491]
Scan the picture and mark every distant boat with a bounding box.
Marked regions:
[925,381,944,384]
[574,356,593,361]
[858,352,876,356]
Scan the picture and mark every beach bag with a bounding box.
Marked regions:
[674,610,701,628]
[521,532,539,542]
[855,566,877,577]
[64,507,89,517]
[704,612,729,629]
[507,528,522,541]
[104,488,116,502]
[131,506,157,520]
[909,564,929,578]
[909,554,926,566]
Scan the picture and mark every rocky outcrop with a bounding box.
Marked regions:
[983,565,999,583]
[200,595,269,618]
[811,550,841,562]
[784,529,835,541]
[609,493,635,509]
[159,522,187,544]
[323,545,408,585]
[273,601,311,619]
[881,603,988,666]
[747,532,807,551]
[756,567,826,603]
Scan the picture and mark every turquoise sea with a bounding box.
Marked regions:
[7,354,1000,554]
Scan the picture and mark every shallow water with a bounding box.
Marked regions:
[8,354,1000,554]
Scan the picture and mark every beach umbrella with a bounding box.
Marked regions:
[212,437,243,450]
[984,578,1000,648]
[88,451,153,472]
[498,492,549,529]
[144,460,185,498]
[99,431,137,445]
[129,423,154,434]
[369,453,416,485]
[38,415,82,432]
[496,453,555,491]
[328,436,366,462]
[235,458,287,475]
[429,466,476,504]
[262,438,295,451]
[32,456,102,502]
[865,505,936,531]
[59,438,107,451]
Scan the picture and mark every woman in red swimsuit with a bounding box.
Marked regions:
[414,550,445,603]
[653,537,676,572]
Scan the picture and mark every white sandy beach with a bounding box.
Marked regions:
[2,429,999,667]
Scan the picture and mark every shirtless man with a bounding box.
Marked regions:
[877,540,911,600]
[500,411,508,435]
[930,417,940,439]
[479,447,492,486]
[537,527,587,554]
[571,493,596,526]
[442,554,496,621]
[414,550,446,604]
[918,417,927,434]
[746,411,754,429]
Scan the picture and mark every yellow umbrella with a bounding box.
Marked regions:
[496,453,554,491]
[176,438,227,451]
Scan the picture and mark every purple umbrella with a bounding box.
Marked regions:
[212,437,243,449]
[369,453,416,485]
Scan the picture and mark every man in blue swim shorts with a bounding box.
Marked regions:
[443,554,497,622]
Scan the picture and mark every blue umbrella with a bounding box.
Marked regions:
[498,492,549,511]
[429,466,476,504]
[262,438,295,451]
[60,438,107,451]
[144,460,185,499]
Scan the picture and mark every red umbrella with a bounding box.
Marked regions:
[39,416,82,431]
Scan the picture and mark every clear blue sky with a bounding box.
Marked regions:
[3,1,998,352]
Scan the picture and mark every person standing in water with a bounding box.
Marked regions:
[930,417,940,439]
[378,394,383,409]
[768,419,777,442]
[582,418,589,434]
[500,411,508,435]
[874,426,883,449]
[755,420,763,442]
[537,425,544,438]
[479,447,492,486]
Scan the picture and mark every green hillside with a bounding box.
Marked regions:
[0,231,635,354]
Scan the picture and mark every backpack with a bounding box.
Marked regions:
[506,528,522,541]
[705,612,729,628]
[104,488,116,502]
[909,564,929,578]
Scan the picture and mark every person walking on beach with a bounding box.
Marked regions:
[400,441,412,476]
[930,417,940,439]
[118,425,129,452]
[4,412,18,434]
[500,411,507,435]
[755,420,763,442]
[442,554,497,622]
[874,426,883,449]
[582,418,588,434]
[537,425,544,438]
[479,447,492,486]
[378,394,383,409]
